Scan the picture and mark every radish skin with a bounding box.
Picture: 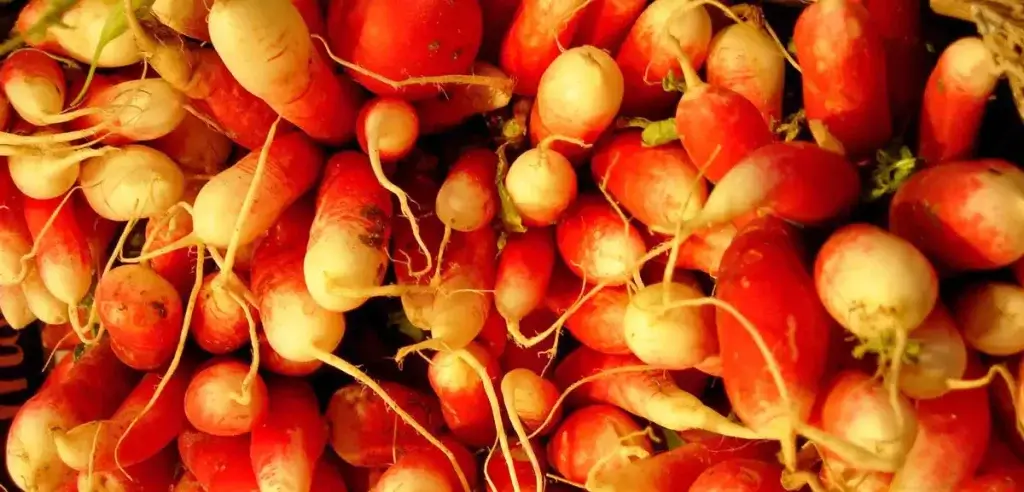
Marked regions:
[556,194,645,286]
[623,281,717,369]
[549,404,654,484]
[149,112,234,175]
[436,148,499,232]
[79,145,185,221]
[487,439,549,492]
[0,284,35,328]
[23,194,94,306]
[251,378,328,492]
[7,129,106,200]
[191,272,257,354]
[496,228,556,341]
[0,49,69,126]
[75,444,178,491]
[152,0,211,41]
[184,358,269,436]
[688,459,785,492]
[178,428,256,489]
[416,62,515,134]
[95,265,183,370]
[428,342,502,448]
[576,0,647,51]
[72,78,188,144]
[544,263,631,355]
[0,166,32,283]
[500,0,588,96]
[953,282,1024,356]
[505,147,578,226]
[502,368,562,436]
[372,436,479,492]
[706,24,785,124]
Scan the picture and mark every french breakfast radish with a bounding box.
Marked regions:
[0,49,80,126]
[304,151,393,313]
[623,281,717,369]
[436,148,499,232]
[616,0,712,119]
[8,130,112,200]
[250,377,328,492]
[548,404,654,485]
[575,0,647,51]
[688,459,785,492]
[22,193,94,307]
[888,159,1024,273]
[556,194,645,286]
[0,166,32,283]
[496,228,556,344]
[207,0,360,144]
[952,281,1024,356]
[178,428,256,489]
[184,357,269,436]
[145,204,199,300]
[0,284,35,328]
[792,0,891,159]
[94,264,183,370]
[428,341,503,448]
[643,223,738,277]
[917,37,999,165]
[79,145,185,221]
[590,130,707,233]
[706,23,785,124]
[504,146,578,226]
[69,77,189,144]
[191,272,257,354]
[500,0,589,96]
[502,368,562,436]
[897,303,967,400]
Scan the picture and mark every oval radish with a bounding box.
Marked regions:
[79,145,185,221]
[548,404,654,484]
[623,281,717,369]
[505,147,578,226]
[706,23,785,124]
[556,194,645,286]
[94,265,183,370]
[952,281,1024,356]
[436,148,499,232]
[184,358,269,436]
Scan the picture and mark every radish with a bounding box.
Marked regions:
[417,62,514,135]
[548,404,654,485]
[496,228,556,345]
[0,166,33,284]
[144,204,199,300]
[372,436,479,492]
[250,377,328,492]
[0,49,88,126]
[953,282,1024,356]
[7,129,115,201]
[52,359,196,472]
[13,1,67,57]
[206,0,360,144]
[94,264,183,370]
[22,193,94,308]
[688,459,785,492]
[543,263,631,355]
[897,303,967,400]
[476,311,509,359]
[643,223,738,277]
[590,130,707,233]
[178,428,256,489]
[857,0,926,127]
[79,145,185,221]
[499,309,560,376]
[258,331,322,377]
[486,439,549,492]
[191,272,257,355]
[151,0,211,41]
[5,339,137,491]
[304,151,393,313]
[502,368,562,436]
[714,217,832,453]
[556,194,645,286]
[310,453,350,492]
[917,37,999,165]
[428,342,502,448]
[504,144,579,226]
[75,444,178,491]
[325,381,444,467]
[616,0,712,119]
[184,358,268,437]
[16,0,141,68]
[623,281,717,369]
[20,264,69,325]
[530,45,623,163]
[575,0,647,51]
[500,0,589,96]
[706,23,785,124]
[436,148,499,232]
[888,159,1024,273]
[0,284,35,329]
[793,0,891,159]
[67,77,189,145]
[149,112,234,175]
[553,347,758,439]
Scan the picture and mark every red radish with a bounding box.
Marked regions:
[556,194,645,286]
[79,145,185,221]
[145,205,199,300]
[67,77,189,145]
[530,45,624,163]
[251,378,328,492]
[94,265,183,370]
[857,0,925,126]
[20,264,68,325]
[715,217,832,446]
[553,347,757,439]
[888,378,991,491]
[616,0,713,119]
[818,370,918,472]
[149,112,234,175]
[623,281,717,369]
[372,436,479,492]
[0,167,32,284]
[888,159,1024,273]
[953,282,1024,356]
[74,196,117,272]
[310,453,350,492]
[486,439,549,492]
[543,263,631,355]
[206,0,359,144]
[178,428,255,489]
[0,49,79,126]
[504,145,578,226]
[75,444,178,491]
[5,339,137,491]
[897,304,967,400]
[792,0,891,159]
[688,459,785,492]
[184,358,269,436]
[589,433,779,491]
[53,360,195,472]
[590,130,707,233]
[706,23,786,124]
[22,194,94,306]
[499,309,559,375]
[428,342,502,448]
[575,0,647,51]
[496,228,556,344]
[476,311,509,359]
[191,272,257,354]
[500,0,588,96]
[13,1,66,56]
[304,151,393,313]
[416,62,515,134]
[258,331,322,377]
[502,368,562,436]
[16,0,141,67]
[917,38,999,165]
[152,0,211,41]
[325,381,444,467]
[548,404,654,485]
[326,0,488,99]
[815,224,938,344]
[436,148,499,232]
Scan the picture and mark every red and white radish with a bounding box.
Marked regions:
[184,357,269,436]
[952,281,1024,356]
[436,148,499,232]
[556,194,645,286]
[505,145,578,226]
[706,23,785,124]
[250,377,328,492]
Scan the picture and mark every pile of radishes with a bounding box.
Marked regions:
[1,0,1022,490]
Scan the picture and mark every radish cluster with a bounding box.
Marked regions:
[1,0,1022,491]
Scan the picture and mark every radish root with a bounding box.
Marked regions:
[501,375,545,492]
[455,349,522,492]
[947,363,1024,439]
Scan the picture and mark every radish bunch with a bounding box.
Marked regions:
[1,0,1023,491]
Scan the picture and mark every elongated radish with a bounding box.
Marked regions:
[953,281,1024,356]
[500,0,588,96]
[373,435,479,492]
[550,405,654,485]
[897,303,967,400]
[251,377,328,492]
[0,284,35,328]
[688,459,785,492]
[0,49,77,126]
[79,145,185,221]
[5,339,137,491]
[505,146,578,226]
[496,228,556,343]
[815,223,938,343]
[857,0,925,127]
[53,359,196,472]
[22,193,94,306]
[325,381,444,467]
[416,62,515,134]
[556,194,645,286]
[178,428,255,489]
[888,159,1024,273]
[544,263,631,355]
[304,151,393,313]
[576,0,647,51]
[20,264,69,325]
[591,130,707,233]
[917,37,999,165]
[436,148,499,232]
[706,23,785,124]
[0,167,32,283]
[94,265,183,370]
[553,347,757,439]
[184,357,268,436]
[149,112,234,175]
[152,0,211,41]
[207,0,359,144]
[793,0,891,159]
[75,443,178,491]
[192,272,257,354]
[502,368,562,436]
[623,281,717,369]
[530,46,623,162]
[715,217,832,442]
[68,78,188,145]
[616,0,712,119]
[17,0,141,67]
[428,341,502,448]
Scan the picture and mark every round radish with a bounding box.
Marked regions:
[184,358,269,436]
